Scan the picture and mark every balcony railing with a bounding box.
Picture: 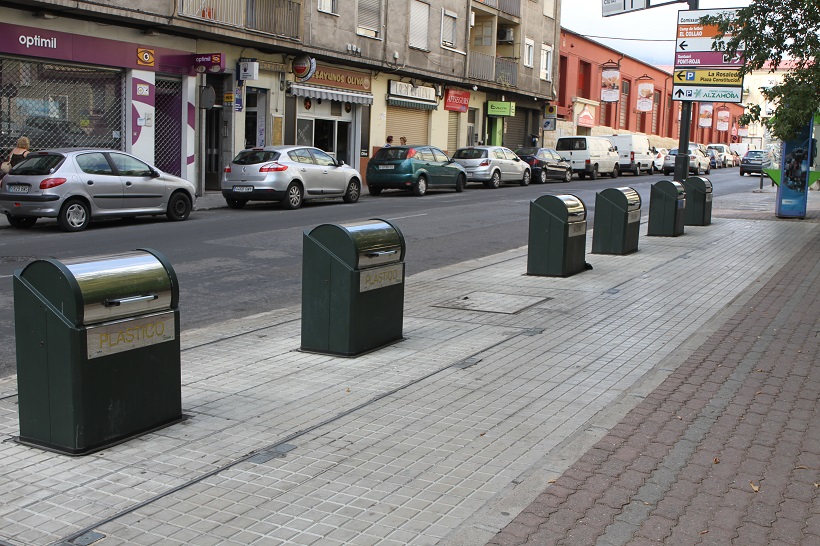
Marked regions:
[495,58,517,87]
[468,51,495,82]
[498,0,520,18]
[179,0,300,39]
[473,0,500,8]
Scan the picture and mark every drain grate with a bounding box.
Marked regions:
[247,443,297,464]
[435,292,552,314]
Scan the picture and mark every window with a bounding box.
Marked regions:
[543,0,556,17]
[410,1,430,50]
[524,38,535,68]
[318,0,337,14]
[289,148,315,164]
[473,21,493,47]
[441,9,457,48]
[310,148,336,166]
[110,153,153,177]
[432,148,448,162]
[357,0,382,38]
[540,44,553,81]
[77,153,114,175]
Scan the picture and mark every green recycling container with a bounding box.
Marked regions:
[14,249,182,455]
[527,194,588,277]
[301,219,406,356]
[647,180,686,237]
[592,186,641,255]
[682,176,713,226]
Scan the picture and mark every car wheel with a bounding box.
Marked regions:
[226,198,247,209]
[368,185,382,196]
[6,216,37,228]
[611,165,619,179]
[414,175,427,196]
[455,173,466,193]
[343,179,361,203]
[563,169,572,183]
[489,170,501,188]
[538,170,548,184]
[589,167,598,180]
[58,198,90,232]
[282,182,304,209]
[520,169,531,186]
[706,164,711,175]
[578,172,586,180]
[167,192,192,221]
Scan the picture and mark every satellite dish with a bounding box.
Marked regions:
[200,85,216,109]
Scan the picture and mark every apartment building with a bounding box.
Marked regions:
[0,1,561,193]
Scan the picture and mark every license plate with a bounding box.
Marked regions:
[7,184,29,194]
[233,185,253,192]
[378,165,394,170]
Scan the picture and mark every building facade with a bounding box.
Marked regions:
[0,0,562,193]
[555,28,744,151]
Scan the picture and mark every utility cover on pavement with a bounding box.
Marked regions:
[435,292,550,314]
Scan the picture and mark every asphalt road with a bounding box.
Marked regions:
[0,168,759,377]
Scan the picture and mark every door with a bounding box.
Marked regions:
[336,121,351,165]
[503,148,524,180]
[73,152,123,210]
[430,147,452,186]
[310,148,346,195]
[204,106,223,191]
[491,147,511,180]
[109,152,165,210]
[414,147,437,185]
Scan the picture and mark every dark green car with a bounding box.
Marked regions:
[365,145,467,196]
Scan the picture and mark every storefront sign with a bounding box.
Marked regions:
[234,88,243,112]
[0,22,195,74]
[577,105,595,128]
[193,53,225,73]
[238,60,259,80]
[311,65,372,92]
[389,80,437,103]
[293,54,317,82]
[488,101,516,117]
[444,89,471,112]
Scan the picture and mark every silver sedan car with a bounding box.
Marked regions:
[0,149,196,231]
[452,146,531,188]
[221,145,362,209]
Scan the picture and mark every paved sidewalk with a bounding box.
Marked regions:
[0,188,817,546]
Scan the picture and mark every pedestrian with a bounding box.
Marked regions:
[1,136,30,176]
[400,136,407,146]
[384,135,393,147]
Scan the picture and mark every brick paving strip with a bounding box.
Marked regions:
[489,231,820,546]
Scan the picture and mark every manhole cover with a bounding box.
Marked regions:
[435,292,551,314]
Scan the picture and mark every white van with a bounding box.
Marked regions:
[555,136,620,180]
[607,134,654,175]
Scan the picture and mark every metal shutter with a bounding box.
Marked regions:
[447,111,459,154]
[386,106,429,145]
[358,0,381,34]
[503,112,528,149]
[409,1,429,50]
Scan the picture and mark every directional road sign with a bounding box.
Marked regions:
[602,0,647,17]
[674,69,743,86]
[674,9,742,69]
[675,50,743,67]
[673,85,742,103]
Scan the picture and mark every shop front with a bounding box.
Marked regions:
[385,80,438,145]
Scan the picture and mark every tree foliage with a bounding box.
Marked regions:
[701,1,820,140]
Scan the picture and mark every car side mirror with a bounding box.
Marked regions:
[336,159,346,167]
[150,168,160,178]
[513,157,520,162]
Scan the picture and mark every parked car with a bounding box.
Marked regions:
[730,150,742,167]
[662,146,711,176]
[739,149,774,176]
[0,149,196,231]
[607,134,654,175]
[555,136,620,179]
[366,145,466,196]
[652,147,669,173]
[513,147,572,183]
[707,143,732,168]
[707,149,719,170]
[452,146,531,188]
[222,145,362,209]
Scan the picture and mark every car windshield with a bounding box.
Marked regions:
[453,148,487,159]
[232,150,280,165]
[745,151,765,158]
[668,149,678,156]
[9,153,65,175]
[373,147,411,161]
[514,148,539,156]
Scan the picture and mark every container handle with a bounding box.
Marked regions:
[103,294,159,307]
[364,250,398,258]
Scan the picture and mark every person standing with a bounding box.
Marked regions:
[1,136,30,176]
[384,135,393,147]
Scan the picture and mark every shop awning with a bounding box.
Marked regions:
[387,97,438,110]
[289,83,373,104]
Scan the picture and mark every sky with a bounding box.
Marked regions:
[560,0,752,67]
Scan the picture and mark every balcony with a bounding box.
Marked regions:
[468,51,495,81]
[498,0,520,18]
[474,0,499,8]
[495,58,517,87]
[179,0,301,40]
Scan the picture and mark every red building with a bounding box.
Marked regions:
[555,28,743,148]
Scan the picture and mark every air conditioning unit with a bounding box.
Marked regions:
[497,28,514,43]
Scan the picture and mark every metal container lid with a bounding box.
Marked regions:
[16,249,177,326]
[600,186,641,211]
[654,180,686,198]
[306,219,406,270]
[533,194,587,222]
[684,176,713,193]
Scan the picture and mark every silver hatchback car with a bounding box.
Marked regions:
[221,145,362,209]
[452,146,531,188]
[0,149,196,231]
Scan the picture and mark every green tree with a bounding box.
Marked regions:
[702,1,820,140]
